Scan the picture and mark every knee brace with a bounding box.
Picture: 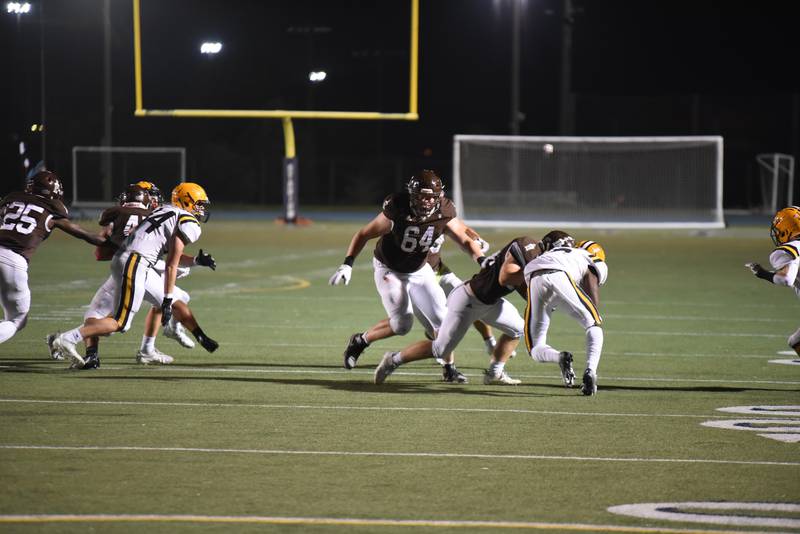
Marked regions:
[389,314,414,336]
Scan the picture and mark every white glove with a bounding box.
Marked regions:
[329,264,352,286]
[475,238,490,254]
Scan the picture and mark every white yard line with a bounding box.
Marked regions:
[0,444,796,467]
[1,364,798,385]
[0,513,782,533]
[0,398,742,418]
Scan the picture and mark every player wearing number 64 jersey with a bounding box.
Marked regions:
[0,170,105,345]
[329,170,485,379]
[50,182,219,367]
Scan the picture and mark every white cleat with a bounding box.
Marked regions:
[374,351,398,385]
[136,347,174,365]
[52,333,84,367]
[45,333,64,360]
[163,319,195,348]
[483,370,521,385]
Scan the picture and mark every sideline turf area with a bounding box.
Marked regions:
[1,221,798,534]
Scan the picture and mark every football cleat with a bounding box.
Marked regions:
[442,363,468,384]
[343,333,368,369]
[81,354,101,370]
[558,351,576,387]
[374,352,399,385]
[52,334,84,368]
[482,370,521,385]
[196,334,219,353]
[136,347,174,365]
[163,318,195,348]
[45,333,63,360]
[581,368,597,396]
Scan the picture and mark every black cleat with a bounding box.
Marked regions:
[197,335,219,353]
[81,354,101,370]
[558,351,575,387]
[581,368,597,396]
[442,363,468,383]
[343,333,368,369]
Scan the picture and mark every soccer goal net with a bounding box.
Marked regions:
[452,136,724,228]
[71,146,186,207]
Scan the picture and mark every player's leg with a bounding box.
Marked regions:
[524,274,575,386]
[53,252,147,367]
[375,284,474,385]
[68,274,116,368]
[0,253,30,344]
[342,260,412,369]
[788,328,800,356]
[481,298,524,385]
[170,300,218,353]
[550,271,603,395]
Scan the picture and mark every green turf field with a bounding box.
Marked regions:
[0,220,798,533]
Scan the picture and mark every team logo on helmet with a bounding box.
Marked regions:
[770,206,800,246]
[25,170,63,201]
[540,230,574,252]
[171,182,210,222]
[577,240,606,262]
[406,170,444,220]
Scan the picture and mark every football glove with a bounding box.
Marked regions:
[195,249,216,270]
[745,262,775,283]
[475,238,490,254]
[160,297,173,327]
[329,264,352,286]
[476,256,496,269]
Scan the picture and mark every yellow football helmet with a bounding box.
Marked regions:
[770,206,800,245]
[171,182,210,222]
[134,181,162,208]
[578,240,606,262]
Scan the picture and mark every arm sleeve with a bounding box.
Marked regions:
[770,249,799,286]
[177,215,202,244]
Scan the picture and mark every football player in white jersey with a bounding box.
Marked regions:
[746,206,800,355]
[521,231,608,395]
[50,183,219,367]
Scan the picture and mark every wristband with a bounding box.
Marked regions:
[755,268,775,283]
[165,293,174,300]
[343,256,355,267]
[476,256,486,266]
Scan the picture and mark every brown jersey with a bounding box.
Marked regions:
[99,204,151,248]
[468,236,540,304]
[0,191,69,261]
[374,192,457,273]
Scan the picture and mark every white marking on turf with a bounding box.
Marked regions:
[769,358,800,366]
[717,405,800,417]
[0,513,770,533]
[700,418,800,433]
[0,398,739,418]
[776,350,797,356]
[759,433,800,443]
[608,502,800,529]
[1,444,797,467]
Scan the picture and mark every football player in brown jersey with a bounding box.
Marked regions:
[329,170,485,382]
[374,236,539,386]
[0,170,105,344]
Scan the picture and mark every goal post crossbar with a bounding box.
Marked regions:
[452,135,724,229]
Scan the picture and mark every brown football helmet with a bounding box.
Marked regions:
[540,230,575,252]
[26,170,64,201]
[118,183,150,206]
[406,170,444,219]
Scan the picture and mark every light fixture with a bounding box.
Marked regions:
[6,2,31,14]
[309,71,327,83]
[200,42,222,54]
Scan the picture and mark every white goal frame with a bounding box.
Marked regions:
[452,135,724,229]
[71,145,186,207]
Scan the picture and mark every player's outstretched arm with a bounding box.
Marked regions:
[329,213,392,286]
[746,261,797,286]
[444,218,484,263]
[51,218,106,246]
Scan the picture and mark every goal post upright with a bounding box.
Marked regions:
[131,0,420,222]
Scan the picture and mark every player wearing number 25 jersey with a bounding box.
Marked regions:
[329,170,485,377]
[0,170,105,345]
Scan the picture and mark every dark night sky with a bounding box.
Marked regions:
[2,0,799,207]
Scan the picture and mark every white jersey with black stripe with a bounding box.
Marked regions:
[769,239,800,296]
[124,205,201,263]
[523,246,599,285]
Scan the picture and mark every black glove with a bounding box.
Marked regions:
[195,249,216,270]
[745,262,774,283]
[160,297,173,327]
[476,256,495,269]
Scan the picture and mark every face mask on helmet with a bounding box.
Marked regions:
[135,181,162,208]
[171,182,211,223]
[407,170,444,219]
[770,207,800,246]
[540,230,574,252]
[26,171,64,201]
